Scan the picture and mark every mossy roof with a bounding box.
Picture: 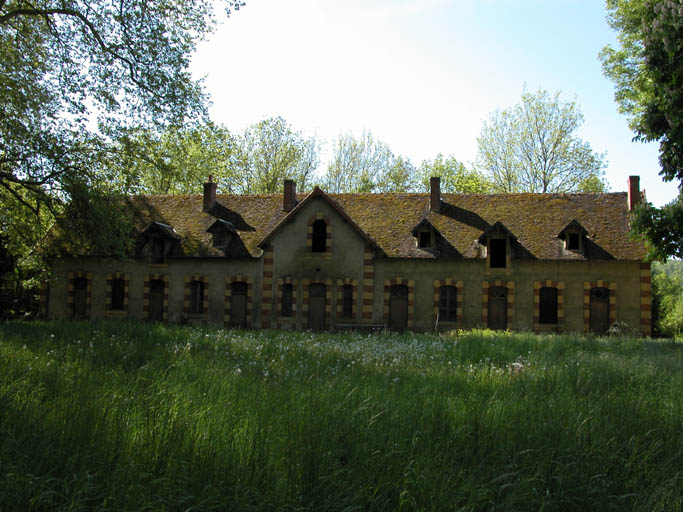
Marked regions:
[122,191,645,260]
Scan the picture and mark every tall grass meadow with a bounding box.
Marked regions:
[1,320,681,511]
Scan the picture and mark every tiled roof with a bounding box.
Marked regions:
[121,191,644,261]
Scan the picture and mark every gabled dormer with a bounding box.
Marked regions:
[478,221,516,269]
[558,219,588,254]
[411,218,437,252]
[139,221,180,263]
[207,219,236,252]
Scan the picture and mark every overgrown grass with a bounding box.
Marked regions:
[1,321,681,511]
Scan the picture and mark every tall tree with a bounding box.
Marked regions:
[418,154,492,193]
[601,0,683,259]
[0,0,244,253]
[104,124,238,195]
[476,89,606,193]
[235,117,319,194]
[324,130,417,193]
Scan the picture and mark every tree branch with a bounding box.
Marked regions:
[0,6,155,95]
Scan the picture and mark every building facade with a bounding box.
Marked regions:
[44,176,652,335]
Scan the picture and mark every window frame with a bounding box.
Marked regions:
[438,285,458,322]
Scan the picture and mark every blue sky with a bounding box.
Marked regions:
[191,0,677,206]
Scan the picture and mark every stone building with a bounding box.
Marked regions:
[43,176,652,335]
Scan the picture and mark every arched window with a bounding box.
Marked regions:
[312,219,327,252]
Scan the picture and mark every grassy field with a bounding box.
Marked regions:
[0,321,681,511]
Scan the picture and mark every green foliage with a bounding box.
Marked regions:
[652,260,683,339]
[1,322,681,510]
[630,194,683,260]
[418,154,492,193]
[105,124,238,195]
[235,116,319,193]
[0,0,245,313]
[323,130,418,193]
[476,88,606,193]
[602,0,683,258]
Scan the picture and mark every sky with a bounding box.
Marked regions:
[190,0,678,207]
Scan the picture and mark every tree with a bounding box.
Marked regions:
[104,124,238,195]
[235,117,319,194]
[476,88,606,193]
[323,130,418,193]
[0,0,244,249]
[418,154,492,193]
[601,0,683,259]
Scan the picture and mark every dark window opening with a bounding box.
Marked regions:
[568,233,580,250]
[190,281,205,314]
[490,239,507,268]
[281,283,293,317]
[439,286,458,322]
[419,231,432,248]
[111,278,125,310]
[74,277,87,291]
[152,238,165,263]
[342,284,353,318]
[539,287,558,324]
[213,232,228,249]
[312,220,327,252]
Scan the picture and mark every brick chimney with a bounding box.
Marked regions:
[627,175,641,211]
[284,179,297,212]
[203,175,217,212]
[430,176,441,213]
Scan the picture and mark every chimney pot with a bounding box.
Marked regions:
[203,176,217,212]
[628,175,641,211]
[430,176,441,213]
[284,179,297,212]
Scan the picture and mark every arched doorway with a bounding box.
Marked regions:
[389,284,408,331]
[590,287,610,334]
[487,286,508,330]
[308,283,326,331]
[230,281,248,328]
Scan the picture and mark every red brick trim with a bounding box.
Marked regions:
[183,274,209,320]
[143,273,169,322]
[640,263,651,336]
[105,272,130,317]
[362,246,375,321]
[533,280,565,332]
[482,280,514,329]
[67,271,93,319]
[336,278,358,321]
[274,277,298,329]
[261,246,274,328]
[583,280,617,333]
[302,279,332,329]
[433,278,463,328]
[225,275,253,328]
[307,213,332,253]
[383,277,415,329]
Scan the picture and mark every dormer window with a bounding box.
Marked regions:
[207,219,236,252]
[568,233,580,250]
[558,220,588,254]
[489,238,507,268]
[411,218,439,253]
[479,222,516,270]
[419,231,432,249]
[140,221,180,263]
